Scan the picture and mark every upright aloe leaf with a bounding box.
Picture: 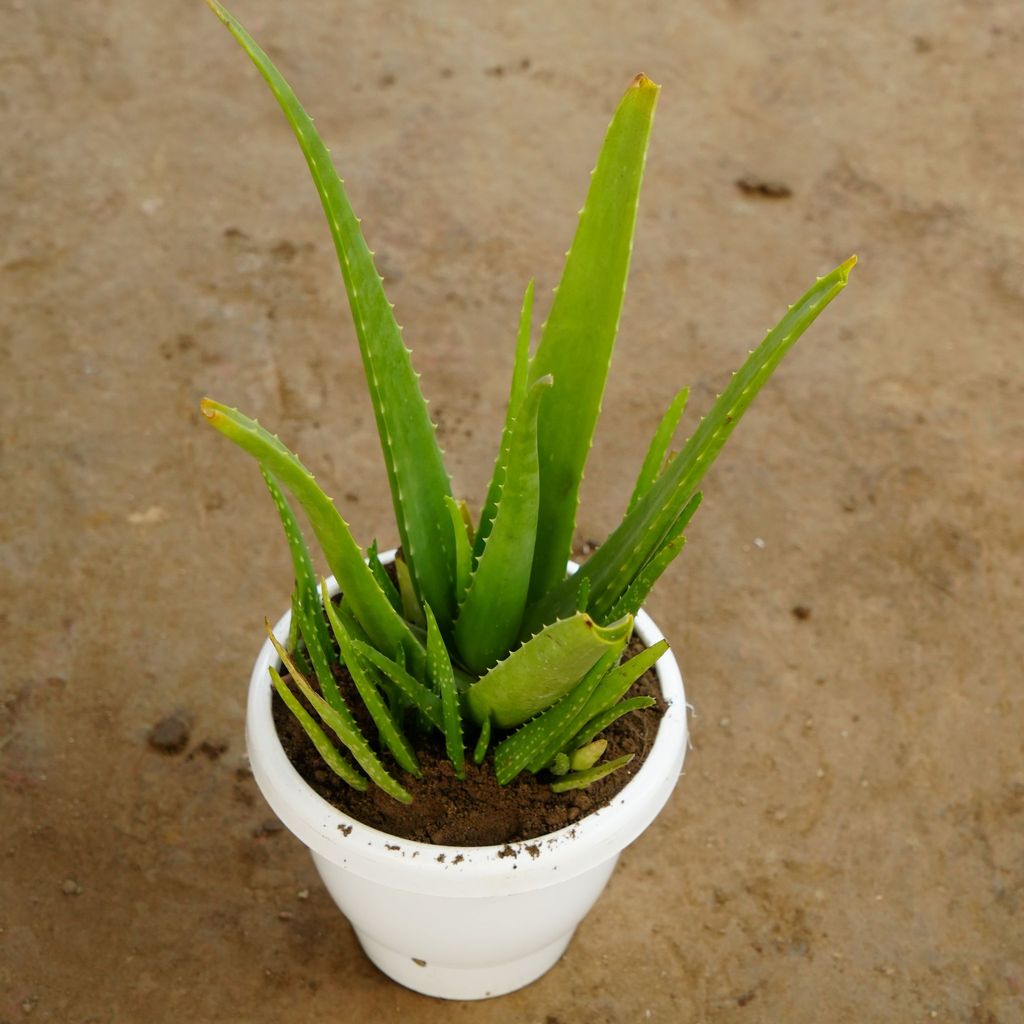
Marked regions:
[526,75,660,603]
[465,611,634,729]
[475,279,535,564]
[201,400,425,675]
[424,605,466,779]
[454,377,552,674]
[627,387,689,514]
[207,0,456,626]
[444,496,473,606]
[531,257,857,629]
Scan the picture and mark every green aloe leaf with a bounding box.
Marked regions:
[367,541,402,615]
[569,738,608,772]
[266,628,411,803]
[465,611,634,729]
[269,667,367,791]
[493,650,619,784]
[349,639,444,730]
[444,496,473,606]
[425,604,466,779]
[473,717,492,766]
[526,75,660,604]
[627,387,689,514]
[322,594,421,777]
[532,256,857,628]
[475,279,535,565]
[207,0,456,627]
[454,377,552,674]
[394,554,426,628]
[570,695,656,751]
[550,753,634,793]
[201,400,425,676]
[575,637,668,731]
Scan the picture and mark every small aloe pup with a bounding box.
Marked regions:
[201,1,855,804]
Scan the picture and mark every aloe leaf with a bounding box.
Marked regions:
[465,611,634,729]
[444,496,473,606]
[493,650,618,784]
[286,591,313,678]
[266,628,411,803]
[575,575,591,613]
[526,75,660,603]
[394,554,426,628]
[473,716,492,766]
[349,639,444,730]
[454,377,552,674]
[569,738,608,772]
[576,637,668,731]
[550,752,570,776]
[533,256,857,628]
[368,541,402,615]
[627,387,689,514]
[593,492,701,624]
[425,604,466,779]
[475,279,535,564]
[201,400,425,674]
[207,0,455,627]
[570,695,656,751]
[322,595,421,777]
[550,753,634,793]
[269,667,368,791]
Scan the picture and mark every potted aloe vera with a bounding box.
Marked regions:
[200,0,854,1001]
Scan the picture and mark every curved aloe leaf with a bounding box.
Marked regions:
[349,639,443,730]
[493,649,619,784]
[466,612,633,729]
[570,695,656,752]
[526,75,660,603]
[321,594,421,777]
[201,399,425,675]
[550,753,634,793]
[575,637,668,732]
[269,667,367,791]
[266,628,411,803]
[473,716,492,766]
[454,377,552,674]
[475,278,535,564]
[569,738,608,772]
[530,256,857,629]
[627,387,688,514]
[425,605,465,779]
[207,0,455,627]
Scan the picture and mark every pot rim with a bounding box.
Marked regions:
[246,553,688,896]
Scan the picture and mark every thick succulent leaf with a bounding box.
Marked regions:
[550,753,634,793]
[574,637,668,732]
[454,377,552,674]
[473,717,492,766]
[592,492,701,624]
[349,639,444,731]
[266,628,411,803]
[569,738,608,772]
[444,496,473,606]
[425,604,466,779]
[269,667,367,791]
[465,612,634,729]
[394,554,425,628]
[550,752,570,776]
[201,400,425,674]
[207,0,455,626]
[493,650,619,785]
[322,595,421,777]
[531,256,856,629]
[367,541,402,615]
[570,695,656,751]
[627,387,689,513]
[526,75,660,604]
[475,279,534,564]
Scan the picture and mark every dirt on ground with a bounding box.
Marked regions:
[2,1,1021,1021]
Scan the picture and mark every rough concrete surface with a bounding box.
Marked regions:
[2,1,1022,1021]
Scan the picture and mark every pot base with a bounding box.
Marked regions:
[356,929,574,1001]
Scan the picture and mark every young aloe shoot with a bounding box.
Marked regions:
[201,1,855,803]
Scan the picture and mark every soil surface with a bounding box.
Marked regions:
[2,1,1022,1022]
[273,635,664,845]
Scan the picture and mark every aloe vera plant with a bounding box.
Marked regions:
[201,1,855,803]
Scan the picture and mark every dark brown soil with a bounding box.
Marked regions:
[272,634,666,845]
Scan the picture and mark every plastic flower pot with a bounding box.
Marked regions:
[245,557,688,1000]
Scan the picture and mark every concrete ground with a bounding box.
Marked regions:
[2,1,1021,1021]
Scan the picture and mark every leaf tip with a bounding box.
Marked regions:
[629,72,659,92]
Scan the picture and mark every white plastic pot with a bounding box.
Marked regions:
[246,557,688,1000]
